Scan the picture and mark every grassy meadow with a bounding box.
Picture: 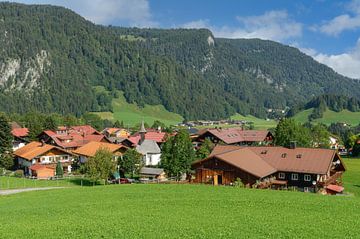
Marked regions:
[0,159,359,238]
[292,108,360,126]
[93,90,183,127]
[230,113,277,129]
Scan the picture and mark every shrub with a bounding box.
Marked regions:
[234,178,245,188]
[14,170,24,178]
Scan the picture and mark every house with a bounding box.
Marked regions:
[11,127,29,151]
[139,167,166,180]
[192,145,346,194]
[73,141,127,163]
[196,128,274,146]
[134,121,162,166]
[13,141,74,177]
[102,127,130,138]
[37,125,109,151]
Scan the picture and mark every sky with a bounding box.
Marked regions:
[4,0,360,79]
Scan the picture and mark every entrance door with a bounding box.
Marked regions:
[213,175,218,185]
[218,175,223,185]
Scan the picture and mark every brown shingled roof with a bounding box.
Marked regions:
[215,148,277,178]
[194,145,340,177]
[199,128,271,144]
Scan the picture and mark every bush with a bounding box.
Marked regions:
[234,178,245,188]
[14,170,24,178]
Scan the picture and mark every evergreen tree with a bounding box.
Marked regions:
[0,113,13,169]
[113,120,122,128]
[56,161,64,178]
[43,115,58,130]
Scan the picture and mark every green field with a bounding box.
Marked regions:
[93,90,183,127]
[292,108,360,126]
[230,113,277,129]
[0,159,359,238]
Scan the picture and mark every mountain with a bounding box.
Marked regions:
[1,2,360,120]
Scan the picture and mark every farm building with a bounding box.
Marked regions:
[192,145,346,193]
[73,141,127,163]
[13,141,74,177]
[196,128,273,146]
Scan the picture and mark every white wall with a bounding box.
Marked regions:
[145,153,161,166]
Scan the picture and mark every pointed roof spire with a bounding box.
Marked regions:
[139,120,147,133]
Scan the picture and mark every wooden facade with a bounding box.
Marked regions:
[193,157,258,186]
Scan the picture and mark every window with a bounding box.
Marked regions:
[291,173,298,181]
[304,174,311,181]
[304,187,309,192]
[278,172,285,179]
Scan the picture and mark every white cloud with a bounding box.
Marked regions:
[315,0,360,36]
[8,0,157,27]
[299,39,360,79]
[181,10,302,42]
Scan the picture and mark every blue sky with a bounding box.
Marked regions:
[4,0,360,79]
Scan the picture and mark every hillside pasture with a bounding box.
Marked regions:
[292,108,360,126]
[94,91,183,127]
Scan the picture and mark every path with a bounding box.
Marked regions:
[0,187,66,195]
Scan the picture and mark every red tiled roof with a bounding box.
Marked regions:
[129,131,167,145]
[30,164,54,171]
[326,184,344,193]
[11,128,29,138]
[199,128,271,144]
[40,126,107,149]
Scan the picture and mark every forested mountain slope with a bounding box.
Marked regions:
[1,3,360,120]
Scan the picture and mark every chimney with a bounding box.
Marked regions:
[41,139,45,146]
[289,141,297,149]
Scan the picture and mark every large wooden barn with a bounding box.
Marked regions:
[192,145,346,193]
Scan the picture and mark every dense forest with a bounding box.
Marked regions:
[1,3,360,120]
[287,94,360,120]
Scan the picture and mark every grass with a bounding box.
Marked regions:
[292,108,360,126]
[0,159,359,238]
[0,184,360,238]
[342,158,360,197]
[93,90,183,127]
[0,176,96,189]
[230,113,277,129]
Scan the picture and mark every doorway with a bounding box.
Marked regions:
[218,175,223,185]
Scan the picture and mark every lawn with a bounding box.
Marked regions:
[0,158,360,238]
[93,90,183,127]
[292,108,360,126]
[230,113,277,129]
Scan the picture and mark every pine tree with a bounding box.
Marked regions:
[56,161,64,178]
[0,113,13,169]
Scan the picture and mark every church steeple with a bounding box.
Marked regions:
[139,120,147,144]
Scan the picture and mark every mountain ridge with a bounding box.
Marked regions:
[1,2,360,120]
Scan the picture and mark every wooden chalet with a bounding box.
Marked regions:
[192,145,346,194]
[196,128,273,146]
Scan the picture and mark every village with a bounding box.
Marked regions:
[5,118,346,195]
